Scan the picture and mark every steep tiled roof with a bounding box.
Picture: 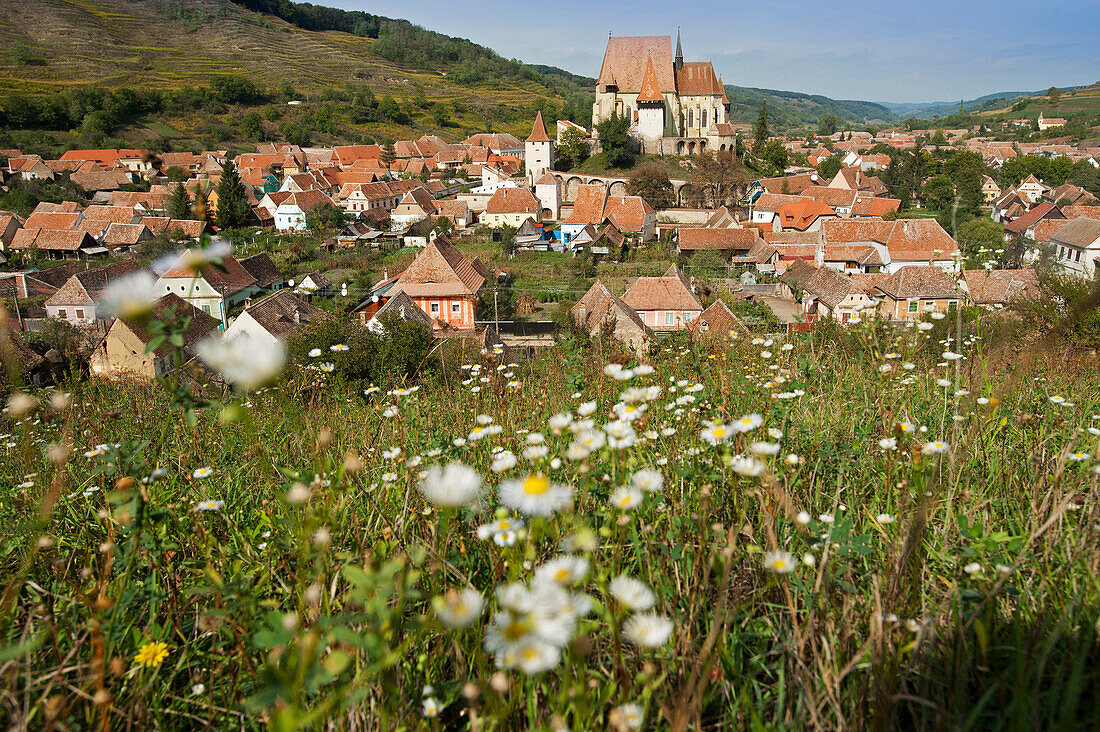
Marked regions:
[597,36,675,93]
[122,293,218,357]
[1004,201,1063,235]
[24,212,80,230]
[102,223,149,247]
[636,58,665,103]
[526,112,552,143]
[240,290,324,338]
[687,300,746,338]
[603,196,654,232]
[779,260,860,309]
[1050,217,1100,249]
[874,265,958,300]
[44,260,142,307]
[394,235,485,298]
[162,251,257,297]
[850,196,901,217]
[82,205,138,224]
[535,172,558,186]
[565,184,608,225]
[485,187,540,215]
[674,62,725,96]
[239,252,282,288]
[621,266,702,312]
[10,229,97,252]
[678,227,760,252]
[372,289,434,330]
[822,218,957,261]
[570,280,649,334]
[775,199,836,231]
[1064,205,1100,220]
[962,269,1039,304]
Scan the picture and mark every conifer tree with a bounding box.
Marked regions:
[752,102,769,154]
[215,161,251,229]
[167,183,192,220]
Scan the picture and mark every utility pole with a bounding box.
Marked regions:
[494,290,499,332]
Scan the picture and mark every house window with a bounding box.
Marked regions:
[75,309,84,319]
[202,305,210,314]
[908,301,919,313]
[1076,250,1082,262]
[58,309,66,319]
[430,302,440,315]
[451,302,461,315]
[665,311,674,325]
[948,301,957,312]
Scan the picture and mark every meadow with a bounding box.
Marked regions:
[1,296,1099,730]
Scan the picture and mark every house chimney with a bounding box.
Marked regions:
[294,309,300,324]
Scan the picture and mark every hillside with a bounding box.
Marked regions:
[0,0,590,141]
[723,84,895,132]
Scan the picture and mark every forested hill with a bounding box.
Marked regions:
[724,85,897,132]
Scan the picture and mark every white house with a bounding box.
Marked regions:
[274,190,335,231]
[223,290,325,346]
[154,250,259,329]
[1050,217,1100,279]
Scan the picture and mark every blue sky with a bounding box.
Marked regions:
[329,0,1099,103]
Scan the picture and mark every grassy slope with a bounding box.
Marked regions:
[977,82,1100,119]
[725,84,897,132]
[0,0,570,137]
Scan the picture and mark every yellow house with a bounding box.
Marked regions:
[981,175,1001,204]
[872,265,960,321]
[479,187,541,228]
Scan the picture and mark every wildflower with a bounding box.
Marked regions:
[623,613,674,648]
[942,351,963,361]
[700,423,731,445]
[433,587,485,628]
[191,683,205,695]
[917,322,934,331]
[1049,395,1067,405]
[803,553,816,567]
[195,499,224,512]
[996,564,1012,576]
[879,437,897,451]
[609,575,655,611]
[1067,452,1089,462]
[936,378,951,388]
[491,451,518,473]
[196,336,285,391]
[630,469,664,493]
[6,393,37,417]
[534,555,589,586]
[730,456,766,477]
[903,362,916,370]
[875,513,894,524]
[499,475,572,516]
[610,485,644,510]
[99,271,159,319]
[422,697,441,718]
[381,472,398,483]
[963,562,981,575]
[578,401,598,417]
[921,441,950,455]
[733,413,764,433]
[878,364,894,373]
[819,513,835,524]
[330,343,349,352]
[896,422,916,434]
[906,619,921,633]
[749,441,781,456]
[319,362,336,373]
[614,402,647,421]
[786,453,800,466]
[308,348,322,358]
[134,641,170,668]
[192,467,213,479]
[419,463,481,507]
[612,703,644,730]
[523,444,549,460]
[477,517,524,540]
[763,550,796,574]
[795,511,811,525]
[548,413,573,433]
[383,446,402,460]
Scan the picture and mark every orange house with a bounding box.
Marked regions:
[390,236,487,330]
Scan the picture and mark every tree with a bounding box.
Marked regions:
[930,129,948,147]
[167,182,192,220]
[817,155,842,181]
[691,149,746,207]
[761,139,789,175]
[817,113,840,137]
[165,165,190,183]
[432,216,453,236]
[192,182,211,222]
[242,110,266,141]
[557,126,590,170]
[956,217,1004,262]
[752,102,769,154]
[627,163,673,209]
[595,113,637,168]
[430,102,450,127]
[280,120,312,147]
[215,161,251,229]
[305,202,347,232]
[1047,86,1062,105]
[920,174,955,212]
[380,143,396,168]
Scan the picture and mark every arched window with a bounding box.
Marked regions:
[702,109,707,128]
[687,109,693,128]
[625,105,631,121]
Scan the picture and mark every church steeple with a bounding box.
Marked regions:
[674,28,683,71]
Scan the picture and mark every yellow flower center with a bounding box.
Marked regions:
[554,568,570,581]
[523,476,549,495]
[713,428,726,438]
[773,560,788,571]
[503,619,530,641]
[619,496,633,507]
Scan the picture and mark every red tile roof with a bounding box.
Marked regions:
[621,264,702,312]
[394,235,485,298]
[677,227,760,252]
[874,265,958,300]
[597,36,675,93]
[775,199,836,231]
[636,58,664,103]
[485,187,540,215]
[526,111,552,143]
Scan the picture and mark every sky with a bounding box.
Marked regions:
[327,0,1099,104]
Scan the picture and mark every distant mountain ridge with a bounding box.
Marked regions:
[881,86,1088,119]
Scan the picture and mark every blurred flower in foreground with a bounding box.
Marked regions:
[419,462,481,507]
[196,336,285,392]
[764,550,796,574]
[99,271,159,320]
[433,587,485,628]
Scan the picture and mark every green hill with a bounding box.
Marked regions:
[724,85,897,133]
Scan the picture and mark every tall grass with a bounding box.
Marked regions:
[1,311,1098,729]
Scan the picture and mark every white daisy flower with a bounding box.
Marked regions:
[499,475,572,516]
[623,613,673,648]
[608,575,655,611]
[418,462,481,507]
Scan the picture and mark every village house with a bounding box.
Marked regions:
[1049,217,1100,278]
[982,175,1002,203]
[570,281,650,356]
[0,212,22,251]
[821,218,960,273]
[154,250,259,329]
[390,187,438,230]
[534,173,562,221]
[44,261,143,325]
[239,252,284,292]
[1016,174,1051,204]
[686,299,748,341]
[1003,201,1065,240]
[273,190,335,231]
[621,264,703,331]
[872,265,960,320]
[676,227,761,260]
[780,260,877,323]
[387,236,487,330]
[8,229,105,260]
[365,289,435,333]
[480,187,541,228]
[960,269,1039,306]
[772,198,837,233]
[223,290,324,346]
[561,184,657,243]
[90,294,218,381]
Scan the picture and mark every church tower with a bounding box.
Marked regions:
[525,111,555,185]
[674,29,684,71]
[636,58,666,145]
